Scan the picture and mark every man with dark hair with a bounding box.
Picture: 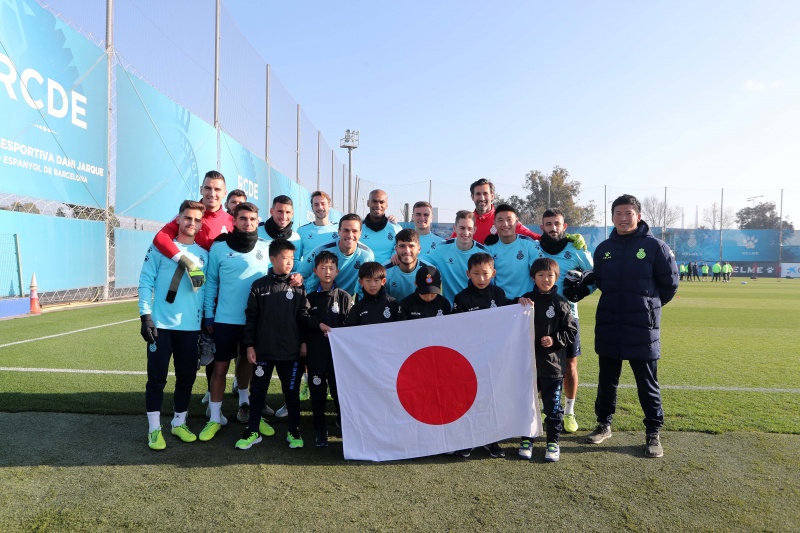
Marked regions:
[384,228,431,300]
[485,204,539,299]
[298,213,375,296]
[532,207,595,434]
[152,170,234,286]
[360,189,402,264]
[139,200,207,450]
[199,202,271,441]
[465,178,540,244]
[585,194,678,459]
[226,189,247,215]
[257,195,303,266]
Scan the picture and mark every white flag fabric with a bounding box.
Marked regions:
[328,305,541,461]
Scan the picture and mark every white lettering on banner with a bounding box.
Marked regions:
[237,174,259,201]
[0,53,88,130]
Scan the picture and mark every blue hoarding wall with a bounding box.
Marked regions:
[115,67,217,221]
[114,228,156,288]
[0,0,108,207]
[220,132,268,211]
[0,210,105,291]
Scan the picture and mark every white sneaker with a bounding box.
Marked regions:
[262,404,275,416]
[275,404,288,418]
[201,391,210,404]
[518,439,533,460]
[544,442,560,462]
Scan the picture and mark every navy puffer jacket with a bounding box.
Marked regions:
[593,221,678,361]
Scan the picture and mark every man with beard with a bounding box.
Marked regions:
[463,178,540,244]
[199,202,271,441]
[360,189,402,264]
[533,208,595,434]
[257,195,303,267]
[384,229,430,300]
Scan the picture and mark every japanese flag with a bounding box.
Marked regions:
[329,305,541,461]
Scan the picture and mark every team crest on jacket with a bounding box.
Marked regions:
[256,250,263,260]
[636,248,646,259]
[313,375,322,386]
[332,302,340,314]
[149,343,157,352]
[490,300,497,308]
[436,309,443,317]
[383,307,391,318]
[564,251,572,260]
[516,251,524,260]
[255,366,265,377]
[354,261,361,269]
[286,291,294,300]
[388,233,394,241]
[546,306,555,318]
[490,226,497,234]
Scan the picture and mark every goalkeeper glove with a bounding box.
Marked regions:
[140,314,158,344]
[178,255,205,288]
[565,232,587,251]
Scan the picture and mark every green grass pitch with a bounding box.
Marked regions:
[1,280,799,531]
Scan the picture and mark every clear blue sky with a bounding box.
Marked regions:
[225,0,800,226]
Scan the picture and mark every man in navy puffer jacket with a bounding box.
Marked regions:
[584,194,679,458]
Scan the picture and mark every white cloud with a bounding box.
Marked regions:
[744,80,784,92]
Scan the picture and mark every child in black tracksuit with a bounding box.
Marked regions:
[398,265,451,320]
[451,253,511,458]
[240,239,319,451]
[517,258,577,462]
[303,251,353,447]
[345,262,399,326]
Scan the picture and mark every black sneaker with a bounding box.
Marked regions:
[453,448,472,458]
[585,424,612,444]
[483,442,505,458]
[315,430,329,448]
[645,433,663,458]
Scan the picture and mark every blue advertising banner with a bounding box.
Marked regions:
[114,228,156,288]
[0,210,105,292]
[115,67,216,221]
[670,229,779,262]
[0,0,107,207]
[220,132,268,211]
[269,165,314,225]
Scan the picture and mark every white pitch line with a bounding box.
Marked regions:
[0,367,796,392]
[0,319,139,349]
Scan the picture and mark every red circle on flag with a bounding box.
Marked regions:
[396,346,478,425]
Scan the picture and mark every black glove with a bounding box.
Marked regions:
[484,234,499,246]
[140,314,158,344]
[178,255,205,288]
[563,284,590,303]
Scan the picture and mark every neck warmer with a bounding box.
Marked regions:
[539,232,570,255]
[264,217,294,239]
[363,215,389,232]
[226,229,258,253]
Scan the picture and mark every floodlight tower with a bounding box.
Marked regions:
[746,195,763,208]
[340,129,359,213]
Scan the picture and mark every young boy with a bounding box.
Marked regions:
[451,253,511,458]
[237,239,321,451]
[303,251,353,447]
[345,262,400,325]
[397,265,452,320]
[517,258,577,462]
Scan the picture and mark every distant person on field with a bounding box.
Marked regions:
[691,262,700,281]
[701,262,709,281]
[517,258,577,462]
[723,262,733,282]
[139,200,208,450]
[678,262,687,281]
[585,194,678,459]
[712,261,722,282]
